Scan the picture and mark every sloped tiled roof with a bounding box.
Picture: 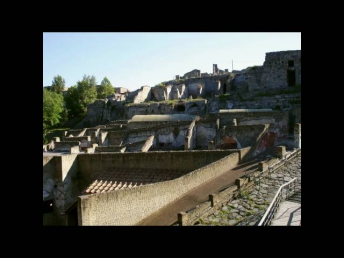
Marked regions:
[82,168,190,195]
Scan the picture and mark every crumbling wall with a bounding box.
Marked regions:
[182,69,201,79]
[260,50,301,89]
[132,86,152,103]
[218,124,268,149]
[125,102,175,119]
[43,154,80,226]
[126,121,192,149]
[187,83,204,99]
[195,119,217,149]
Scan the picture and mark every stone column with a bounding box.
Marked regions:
[275,146,286,159]
[99,133,104,146]
[216,118,220,130]
[294,123,301,149]
[184,136,190,150]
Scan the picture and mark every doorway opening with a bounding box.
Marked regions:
[287,70,296,86]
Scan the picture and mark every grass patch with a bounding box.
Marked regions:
[258,205,266,210]
[155,81,168,87]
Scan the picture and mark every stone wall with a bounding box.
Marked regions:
[43,154,79,226]
[67,129,85,137]
[75,86,299,127]
[182,69,201,79]
[125,121,194,149]
[85,128,100,144]
[219,124,268,149]
[245,66,264,92]
[226,92,301,110]
[231,50,301,91]
[152,84,189,101]
[218,110,289,140]
[195,120,217,149]
[125,99,207,119]
[77,150,236,182]
[54,141,80,152]
[77,151,240,225]
[95,137,153,153]
[65,50,300,127]
[63,136,90,142]
[261,50,301,89]
[151,86,166,101]
[132,86,152,103]
[95,146,125,153]
[187,83,204,98]
[75,99,126,129]
[114,87,129,94]
[106,131,126,146]
[174,84,188,99]
[125,102,175,119]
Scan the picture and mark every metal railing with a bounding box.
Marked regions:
[258,177,297,226]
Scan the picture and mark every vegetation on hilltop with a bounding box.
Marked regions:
[97,77,115,99]
[51,75,66,94]
[43,88,64,143]
[43,74,117,143]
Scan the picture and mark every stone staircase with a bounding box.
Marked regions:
[287,189,301,204]
[190,149,301,226]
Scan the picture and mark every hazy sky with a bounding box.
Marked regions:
[43,32,301,92]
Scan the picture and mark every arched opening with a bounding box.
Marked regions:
[223,83,227,94]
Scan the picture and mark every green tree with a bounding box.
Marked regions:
[43,88,64,133]
[65,75,97,117]
[51,75,66,94]
[65,85,79,117]
[97,76,115,99]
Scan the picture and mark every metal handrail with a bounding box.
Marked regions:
[258,177,297,226]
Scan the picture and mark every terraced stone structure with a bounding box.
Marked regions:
[43,50,301,226]
[73,50,300,127]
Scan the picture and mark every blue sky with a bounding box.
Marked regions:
[43,32,301,92]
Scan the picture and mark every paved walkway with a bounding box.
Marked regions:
[270,201,301,226]
[138,149,301,226]
[137,157,261,226]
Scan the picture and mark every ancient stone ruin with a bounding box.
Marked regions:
[43,50,301,226]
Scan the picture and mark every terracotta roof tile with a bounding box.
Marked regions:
[82,168,191,195]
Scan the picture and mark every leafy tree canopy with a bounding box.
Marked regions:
[51,75,66,94]
[43,88,64,132]
[97,76,115,99]
[65,75,97,117]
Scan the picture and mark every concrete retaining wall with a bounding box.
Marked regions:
[77,151,240,225]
